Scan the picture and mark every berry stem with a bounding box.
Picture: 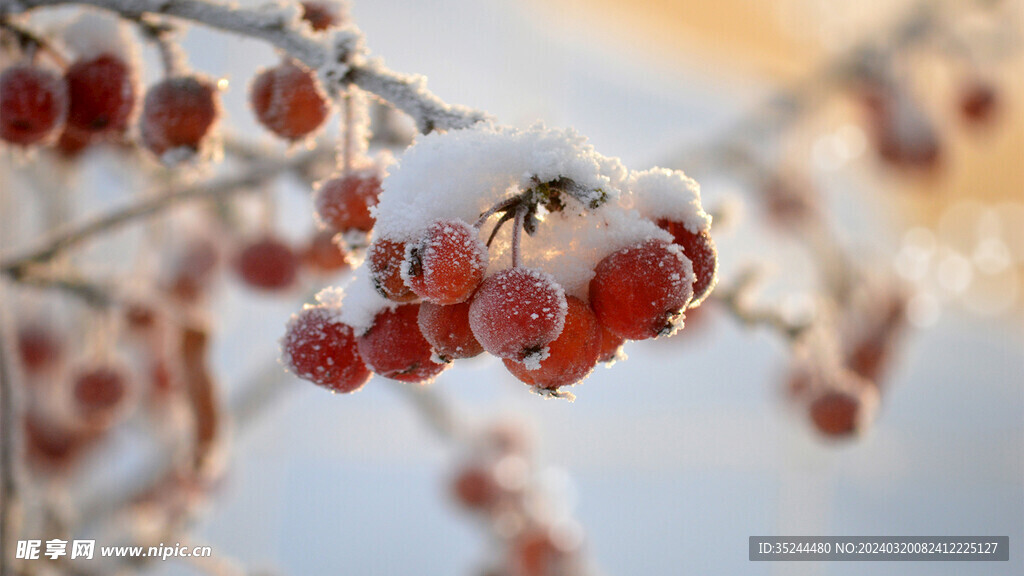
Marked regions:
[0,19,68,68]
[511,203,525,268]
[474,196,519,229]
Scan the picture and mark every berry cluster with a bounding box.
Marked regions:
[0,5,346,162]
[281,125,718,397]
[448,423,588,576]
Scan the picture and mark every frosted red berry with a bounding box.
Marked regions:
[250,59,329,141]
[656,219,718,306]
[503,296,601,390]
[367,238,417,302]
[589,239,694,340]
[281,306,370,393]
[418,300,483,361]
[64,53,136,136]
[357,304,447,383]
[595,322,625,364]
[301,1,344,31]
[405,219,488,304]
[469,267,567,362]
[235,236,299,291]
[302,230,350,273]
[140,76,219,160]
[0,64,67,145]
[314,173,381,233]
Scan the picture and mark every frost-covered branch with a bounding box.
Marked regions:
[10,0,490,133]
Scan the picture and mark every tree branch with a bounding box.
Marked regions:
[10,0,490,133]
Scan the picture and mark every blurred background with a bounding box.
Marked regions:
[3,0,1023,575]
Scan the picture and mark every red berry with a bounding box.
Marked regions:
[809,390,864,438]
[959,80,998,125]
[367,238,417,302]
[301,1,344,31]
[405,219,488,304]
[17,322,64,375]
[235,236,299,291]
[595,322,625,364]
[73,364,129,424]
[250,59,329,141]
[418,300,483,361]
[656,219,717,306]
[503,296,601,390]
[314,173,381,232]
[469,267,567,362]
[357,304,447,383]
[281,305,371,393]
[0,64,67,145]
[64,53,136,136]
[451,465,501,511]
[302,230,350,273]
[589,239,693,340]
[140,76,219,161]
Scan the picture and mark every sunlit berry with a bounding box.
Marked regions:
[314,173,381,233]
[250,59,329,141]
[656,219,717,306]
[589,239,693,340]
[595,322,625,364]
[357,304,447,383]
[281,305,371,393]
[367,238,417,302]
[503,296,600,390]
[405,219,488,304]
[302,229,350,273]
[418,300,483,361]
[469,267,567,362]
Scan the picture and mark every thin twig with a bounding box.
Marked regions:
[712,269,811,341]
[0,149,327,276]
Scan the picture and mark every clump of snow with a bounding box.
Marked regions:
[374,123,626,242]
[333,275,393,335]
[63,10,132,60]
[626,167,711,234]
